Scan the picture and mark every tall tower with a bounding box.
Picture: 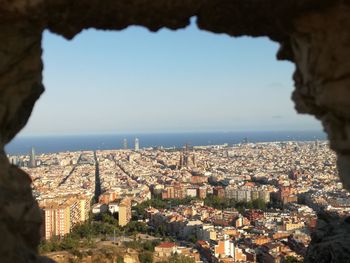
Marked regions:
[123,138,128,149]
[134,138,140,151]
[315,140,319,151]
[183,143,189,167]
[30,147,36,168]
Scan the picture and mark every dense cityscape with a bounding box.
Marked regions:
[8,139,349,263]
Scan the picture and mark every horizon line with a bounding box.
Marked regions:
[14,129,326,138]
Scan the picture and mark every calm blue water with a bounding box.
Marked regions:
[5,131,327,155]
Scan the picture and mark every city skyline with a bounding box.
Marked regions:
[23,140,341,263]
[18,21,322,136]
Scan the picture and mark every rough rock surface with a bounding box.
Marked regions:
[0,21,46,263]
[289,4,350,190]
[305,213,350,263]
[45,245,140,263]
[0,0,349,262]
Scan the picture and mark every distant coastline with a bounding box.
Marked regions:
[5,130,327,155]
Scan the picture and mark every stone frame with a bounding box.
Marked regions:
[0,1,349,262]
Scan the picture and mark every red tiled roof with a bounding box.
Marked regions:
[157,242,176,248]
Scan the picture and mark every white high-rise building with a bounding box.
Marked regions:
[134,138,140,151]
[30,147,36,168]
[214,234,235,258]
[123,138,128,149]
[223,234,235,258]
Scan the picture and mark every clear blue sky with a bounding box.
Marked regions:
[20,21,322,136]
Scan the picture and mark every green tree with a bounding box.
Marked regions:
[139,251,153,263]
[161,254,195,263]
[284,256,302,263]
[39,236,61,253]
[155,225,166,237]
[124,221,148,235]
[72,222,93,238]
[246,201,254,209]
[252,198,267,210]
[142,240,158,251]
[204,195,267,211]
[59,235,79,250]
[101,212,117,225]
[188,234,197,244]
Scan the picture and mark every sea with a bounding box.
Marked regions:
[5,130,327,155]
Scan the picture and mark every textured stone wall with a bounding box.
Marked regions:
[0,0,349,262]
[0,22,46,263]
[289,4,350,190]
[289,5,350,262]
